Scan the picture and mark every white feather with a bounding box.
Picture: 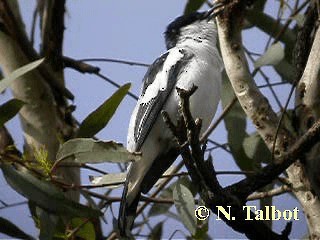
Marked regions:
[125,19,223,205]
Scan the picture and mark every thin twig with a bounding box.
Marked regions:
[0,200,28,210]
[247,185,291,201]
[56,162,108,175]
[78,58,150,67]
[273,0,310,44]
[30,4,38,46]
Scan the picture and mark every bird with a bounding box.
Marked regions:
[118,9,224,237]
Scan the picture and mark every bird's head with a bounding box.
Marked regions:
[164,10,218,50]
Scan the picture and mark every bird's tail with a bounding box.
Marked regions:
[118,174,141,238]
[118,148,179,237]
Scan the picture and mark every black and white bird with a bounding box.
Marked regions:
[119,9,224,237]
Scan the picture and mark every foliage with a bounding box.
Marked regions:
[0,0,317,239]
[77,83,131,138]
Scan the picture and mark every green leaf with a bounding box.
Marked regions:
[259,184,274,229]
[0,217,34,240]
[0,58,44,93]
[39,210,58,240]
[148,176,197,218]
[193,198,210,240]
[56,138,140,164]
[251,0,267,12]
[243,131,271,164]
[291,14,305,27]
[70,218,96,240]
[173,179,197,235]
[0,99,25,127]
[148,182,175,217]
[274,59,296,83]
[184,0,206,15]
[221,74,255,171]
[193,220,209,240]
[1,164,102,218]
[254,42,284,69]
[148,221,163,240]
[77,83,131,138]
[90,172,126,189]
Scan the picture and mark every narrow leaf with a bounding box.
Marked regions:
[0,58,44,93]
[173,180,197,235]
[184,0,206,14]
[70,218,96,240]
[193,198,210,239]
[259,184,274,229]
[243,131,271,164]
[148,221,163,240]
[254,42,284,69]
[148,182,175,217]
[0,99,25,127]
[291,14,305,27]
[39,211,58,240]
[90,172,126,189]
[1,164,102,218]
[56,138,140,164]
[0,217,34,240]
[221,74,255,171]
[77,83,131,138]
[274,59,296,83]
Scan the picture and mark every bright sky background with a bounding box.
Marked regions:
[0,1,307,239]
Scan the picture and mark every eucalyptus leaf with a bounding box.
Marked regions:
[221,74,255,171]
[70,218,96,240]
[259,184,274,229]
[148,221,163,240]
[291,14,305,27]
[274,59,296,83]
[1,164,102,218]
[77,83,131,138]
[243,132,271,164]
[90,172,126,189]
[0,217,34,240]
[0,58,44,93]
[173,180,197,235]
[193,198,210,239]
[56,138,140,164]
[39,211,58,240]
[193,220,209,240]
[184,0,205,14]
[254,42,285,69]
[148,182,175,217]
[0,99,25,127]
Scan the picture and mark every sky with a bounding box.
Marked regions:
[0,0,308,239]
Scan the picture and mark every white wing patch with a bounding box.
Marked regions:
[140,48,184,104]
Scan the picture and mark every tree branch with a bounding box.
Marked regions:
[0,0,73,100]
[163,86,291,239]
[217,1,320,238]
[0,0,79,200]
[216,1,292,159]
[293,3,320,237]
[40,0,66,71]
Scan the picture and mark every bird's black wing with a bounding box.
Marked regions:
[134,49,194,150]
